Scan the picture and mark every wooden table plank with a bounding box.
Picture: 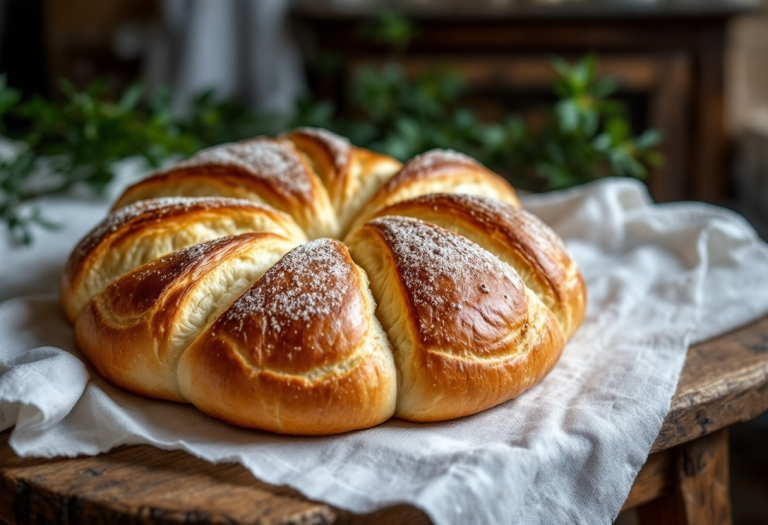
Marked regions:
[0,440,333,525]
[0,436,434,525]
[2,315,767,524]
[653,315,768,452]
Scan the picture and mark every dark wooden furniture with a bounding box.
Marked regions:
[294,0,759,203]
[2,314,768,524]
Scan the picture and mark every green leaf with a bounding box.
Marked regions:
[592,133,612,151]
[118,83,144,112]
[636,129,663,150]
[591,77,619,98]
[551,56,571,80]
[358,9,419,52]
[643,150,665,167]
[606,117,629,141]
[556,100,580,132]
[570,54,597,91]
[30,208,61,230]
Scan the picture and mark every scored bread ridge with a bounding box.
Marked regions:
[347,149,523,233]
[281,128,403,234]
[177,238,398,435]
[366,193,587,340]
[61,196,308,323]
[112,138,340,239]
[76,233,299,402]
[346,216,565,422]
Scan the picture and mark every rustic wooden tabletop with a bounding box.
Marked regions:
[2,315,768,525]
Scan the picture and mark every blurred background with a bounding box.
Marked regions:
[1,0,768,523]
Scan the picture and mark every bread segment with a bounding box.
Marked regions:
[348,149,521,233]
[368,193,586,339]
[177,239,397,435]
[75,233,297,402]
[283,128,402,234]
[346,216,564,422]
[61,197,307,323]
[112,138,339,239]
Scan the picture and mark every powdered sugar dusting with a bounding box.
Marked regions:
[378,149,482,195]
[402,149,479,175]
[293,127,351,172]
[173,139,315,197]
[414,193,566,252]
[224,238,354,339]
[372,216,518,307]
[367,216,526,346]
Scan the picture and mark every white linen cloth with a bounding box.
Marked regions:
[2,176,768,525]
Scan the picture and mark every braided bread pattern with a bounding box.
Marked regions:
[63,128,586,435]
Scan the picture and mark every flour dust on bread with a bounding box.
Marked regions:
[346,216,564,421]
[76,233,298,402]
[61,197,306,323]
[365,193,587,339]
[348,149,522,233]
[178,239,397,434]
[63,127,585,435]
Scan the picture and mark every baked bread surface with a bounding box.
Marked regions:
[346,216,564,421]
[63,127,586,435]
[177,239,398,434]
[366,193,586,339]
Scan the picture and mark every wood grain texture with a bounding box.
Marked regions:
[0,437,332,525]
[0,433,431,525]
[637,429,731,525]
[653,315,768,452]
[1,316,766,524]
[621,450,672,511]
[675,429,732,525]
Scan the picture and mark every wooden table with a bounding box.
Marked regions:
[2,315,768,525]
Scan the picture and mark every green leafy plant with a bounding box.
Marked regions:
[0,13,662,244]
[531,55,663,188]
[0,80,275,244]
[2,80,178,242]
[314,53,662,192]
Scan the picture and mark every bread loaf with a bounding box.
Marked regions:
[63,128,586,435]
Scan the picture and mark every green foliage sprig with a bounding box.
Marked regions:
[0,79,277,244]
[315,54,662,192]
[0,49,662,244]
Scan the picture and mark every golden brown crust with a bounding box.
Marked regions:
[348,149,521,232]
[112,138,339,239]
[282,127,352,207]
[405,294,563,422]
[346,216,565,422]
[368,193,587,339]
[76,233,296,402]
[61,197,307,323]
[62,129,585,435]
[177,239,397,435]
[282,128,402,233]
